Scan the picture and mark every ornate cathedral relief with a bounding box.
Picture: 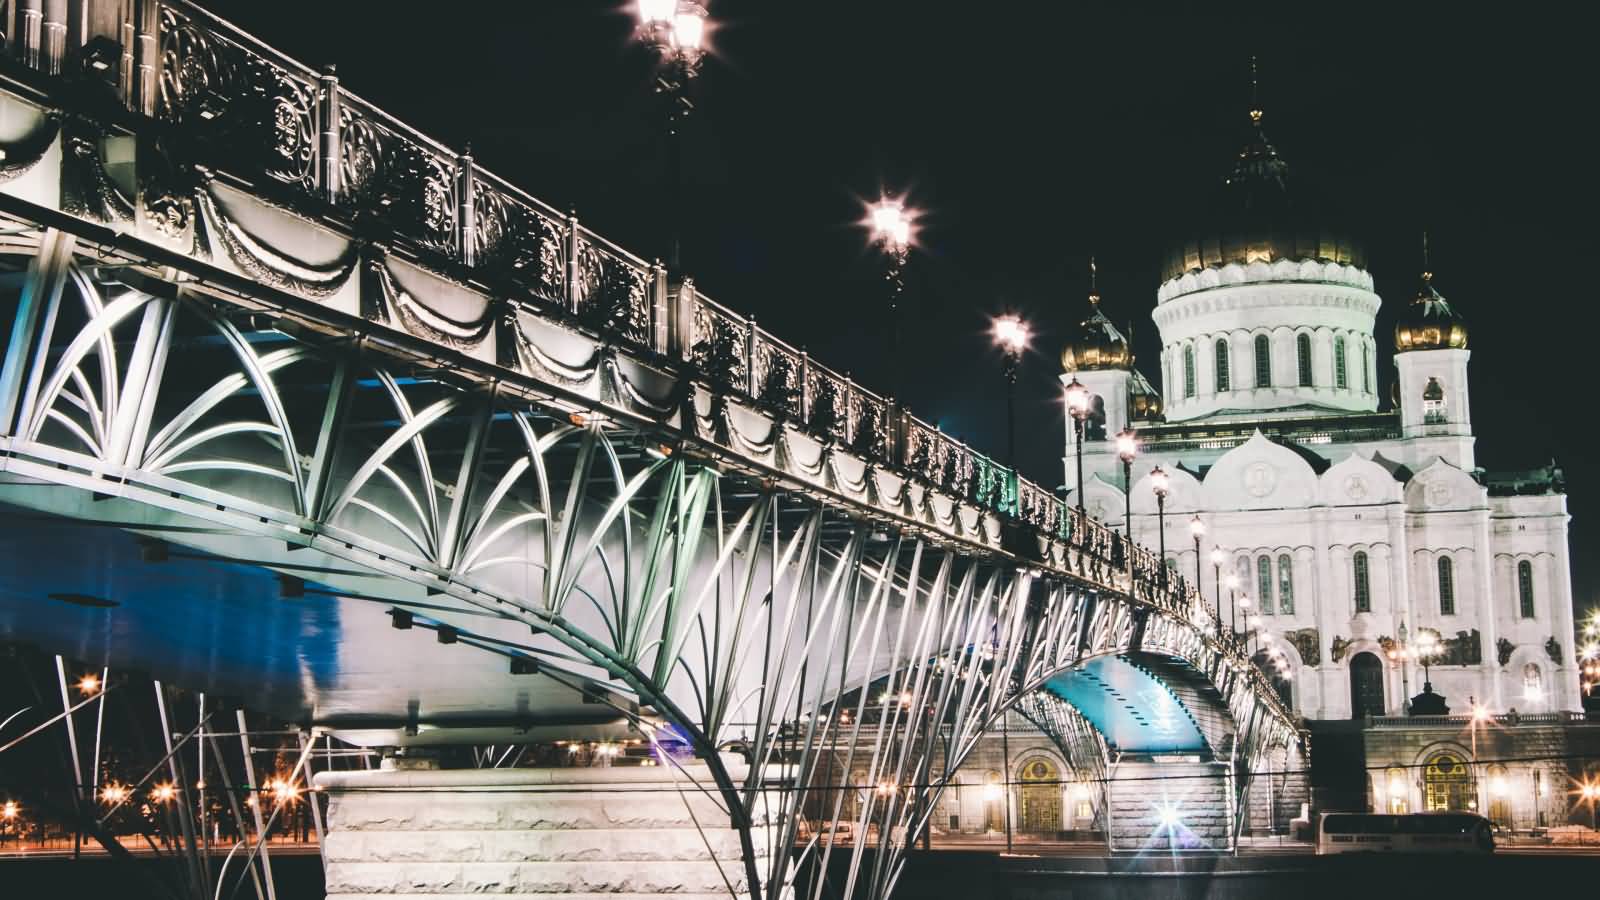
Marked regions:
[1545,637,1563,665]
[1438,629,1482,666]
[1284,627,1320,666]
[1376,634,1396,657]
[1330,635,1351,664]
[1496,637,1515,667]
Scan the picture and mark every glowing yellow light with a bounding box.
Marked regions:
[151,782,176,803]
[270,778,302,805]
[77,674,100,696]
[638,0,675,24]
[2,800,18,820]
[100,784,130,805]
[868,199,913,251]
[671,11,705,50]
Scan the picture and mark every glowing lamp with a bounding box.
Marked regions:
[671,10,705,50]
[1116,429,1138,463]
[638,0,675,23]
[993,314,1031,356]
[1064,377,1089,418]
[1149,466,1170,499]
[1189,515,1205,539]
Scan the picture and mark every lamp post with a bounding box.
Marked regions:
[1210,548,1227,637]
[995,315,1031,469]
[1389,620,1412,715]
[1149,466,1170,584]
[1115,429,1137,539]
[1224,572,1240,650]
[1065,377,1090,512]
[869,198,913,400]
[1189,515,1205,610]
[1581,782,1599,832]
[635,0,707,273]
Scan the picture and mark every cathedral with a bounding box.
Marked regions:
[1059,101,1579,723]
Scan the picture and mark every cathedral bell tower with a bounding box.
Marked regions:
[1060,259,1136,498]
[1393,240,1474,470]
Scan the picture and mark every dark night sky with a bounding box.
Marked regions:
[206,2,1596,617]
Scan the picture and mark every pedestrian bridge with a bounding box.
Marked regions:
[0,3,1302,898]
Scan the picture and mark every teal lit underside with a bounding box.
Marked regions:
[1043,655,1208,754]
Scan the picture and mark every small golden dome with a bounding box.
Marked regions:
[1061,294,1132,373]
[1394,271,1467,352]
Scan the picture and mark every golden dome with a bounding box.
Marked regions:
[1394,271,1467,352]
[1061,294,1132,373]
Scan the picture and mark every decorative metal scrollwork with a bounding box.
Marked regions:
[753,342,801,418]
[690,302,747,390]
[574,239,651,346]
[848,392,888,459]
[338,106,457,257]
[158,7,317,194]
[805,369,846,443]
[471,183,566,305]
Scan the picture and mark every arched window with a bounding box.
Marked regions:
[1254,334,1271,388]
[1353,551,1371,613]
[1438,556,1455,615]
[1257,555,1274,614]
[1277,553,1295,614]
[1423,753,1474,812]
[1335,336,1348,389]
[1522,663,1543,704]
[1183,344,1196,398]
[1215,339,1230,392]
[1385,767,1410,813]
[1361,342,1371,393]
[1518,560,1535,618]
[1296,333,1314,387]
[1423,377,1447,424]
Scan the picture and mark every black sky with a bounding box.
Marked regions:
[205,2,1598,617]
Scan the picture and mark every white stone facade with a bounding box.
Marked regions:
[1062,262,1580,721]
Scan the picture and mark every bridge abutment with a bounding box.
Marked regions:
[1105,758,1232,852]
[315,756,783,899]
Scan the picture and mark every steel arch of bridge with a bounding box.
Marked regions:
[0,250,1299,899]
[0,5,1302,895]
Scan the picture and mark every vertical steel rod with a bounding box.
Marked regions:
[236,709,279,900]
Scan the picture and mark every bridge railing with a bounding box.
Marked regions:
[2,0,1239,657]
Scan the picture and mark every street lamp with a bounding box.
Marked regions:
[869,197,915,398]
[1065,376,1090,512]
[636,0,708,272]
[1388,621,1413,714]
[1115,429,1137,539]
[1210,548,1227,637]
[1149,466,1170,583]
[1189,515,1205,613]
[1224,572,1241,649]
[1246,614,1263,656]
[1581,781,1599,832]
[994,314,1031,470]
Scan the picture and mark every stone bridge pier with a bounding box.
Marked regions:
[316,755,781,899]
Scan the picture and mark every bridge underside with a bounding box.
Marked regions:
[0,510,633,746]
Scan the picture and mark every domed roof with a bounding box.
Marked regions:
[1161,98,1365,283]
[1394,270,1467,352]
[1061,261,1132,372]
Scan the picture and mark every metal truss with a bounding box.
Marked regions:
[0,6,1304,896]
[0,249,1301,898]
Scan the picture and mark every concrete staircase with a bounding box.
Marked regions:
[1105,758,1233,852]
[315,756,784,899]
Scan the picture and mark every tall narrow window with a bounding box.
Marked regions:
[1335,337,1348,389]
[1353,551,1371,613]
[1438,556,1455,615]
[1362,342,1371,393]
[1296,333,1314,387]
[1215,339,1230,392]
[1277,554,1295,614]
[1518,560,1535,618]
[1183,344,1196,398]
[1254,334,1271,388]
[1257,555,1274,614]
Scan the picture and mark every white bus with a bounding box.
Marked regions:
[1317,812,1495,855]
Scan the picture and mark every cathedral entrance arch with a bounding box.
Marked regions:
[1017,757,1062,834]
[1349,652,1384,718]
[1424,752,1475,812]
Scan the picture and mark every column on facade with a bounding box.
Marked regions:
[1312,509,1339,719]
[1550,527,1581,710]
[1474,509,1504,710]
[1386,507,1413,714]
